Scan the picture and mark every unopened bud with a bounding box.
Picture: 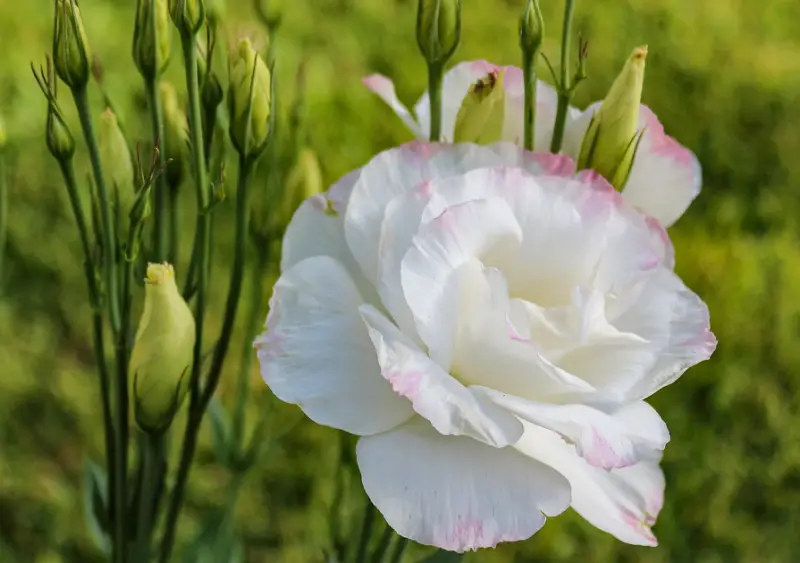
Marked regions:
[205,0,225,24]
[519,0,544,56]
[160,82,188,188]
[254,0,282,30]
[228,39,272,158]
[198,49,223,117]
[453,70,506,145]
[131,263,196,434]
[169,0,205,36]
[577,46,647,189]
[53,0,92,90]
[417,0,461,67]
[46,103,76,161]
[99,108,134,197]
[133,0,172,80]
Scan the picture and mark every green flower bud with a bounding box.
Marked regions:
[53,0,92,90]
[577,46,648,189]
[131,263,196,434]
[133,0,173,80]
[453,70,506,145]
[198,49,224,117]
[46,102,76,161]
[99,108,134,197]
[228,39,272,158]
[417,0,461,66]
[160,82,188,188]
[254,0,282,30]
[169,0,205,36]
[519,0,544,56]
[205,0,225,24]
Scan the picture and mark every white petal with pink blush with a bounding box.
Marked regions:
[256,142,715,551]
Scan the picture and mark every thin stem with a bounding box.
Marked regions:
[135,432,165,561]
[389,537,409,563]
[355,501,377,563]
[550,0,577,153]
[0,151,7,288]
[71,86,122,334]
[427,63,444,142]
[168,183,180,266]
[522,51,537,151]
[372,524,394,563]
[146,78,169,262]
[158,31,211,563]
[232,244,269,452]
[57,158,117,562]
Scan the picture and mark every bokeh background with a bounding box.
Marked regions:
[2,0,800,561]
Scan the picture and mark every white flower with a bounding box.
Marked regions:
[364,60,701,227]
[256,142,716,552]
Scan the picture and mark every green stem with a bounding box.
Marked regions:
[168,182,180,266]
[522,51,537,151]
[56,158,117,562]
[71,86,122,334]
[71,86,127,563]
[550,0,577,153]
[0,151,7,288]
[355,500,377,563]
[135,432,165,561]
[158,31,211,563]
[146,78,169,262]
[201,154,254,407]
[372,525,394,563]
[389,537,409,563]
[232,245,269,453]
[427,63,444,142]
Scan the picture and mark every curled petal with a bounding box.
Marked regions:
[363,74,424,138]
[358,418,571,552]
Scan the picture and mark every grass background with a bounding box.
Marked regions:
[2,0,800,561]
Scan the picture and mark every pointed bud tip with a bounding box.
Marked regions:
[633,45,648,61]
[145,262,175,285]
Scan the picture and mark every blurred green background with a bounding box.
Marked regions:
[2,0,800,561]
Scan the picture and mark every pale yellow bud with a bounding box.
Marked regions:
[99,108,134,198]
[131,263,196,434]
[228,39,272,158]
[453,70,506,145]
[577,46,648,189]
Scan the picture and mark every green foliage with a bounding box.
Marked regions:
[1,0,800,561]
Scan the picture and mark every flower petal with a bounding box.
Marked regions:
[363,74,424,138]
[400,195,523,368]
[358,418,571,552]
[623,106,702,227]
[360,304,523,447]
[475,389,669,470]
[516,422,665,546]
[256,256,413,435]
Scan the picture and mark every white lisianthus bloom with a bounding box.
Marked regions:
[256,142,716,552]
[364,60,700,227]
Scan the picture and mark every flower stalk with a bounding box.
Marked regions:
[550,0,578,153]
[520,0,544,151]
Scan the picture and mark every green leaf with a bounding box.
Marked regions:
[82,459,111,555]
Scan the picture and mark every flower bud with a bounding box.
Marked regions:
[169,0,205,36]
[453,70,506,145]
[46,103,76,161]
[577,46,647,189]
[160,82,188,188]
[254,0,282,30]
[228,39,272,158]
[99,108,134,197]
[131,263,196,434]
[417,0,461,66]
[53,0,92,90]
[519,0,544,56]
[198,49,223,117]
[205,0,225,24]
[133,0,172,80]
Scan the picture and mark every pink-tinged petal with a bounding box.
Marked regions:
[400,195,523,369]
[502,69,563,148]
[475,389,669,469]
[344,143,511,287]
[622,105,702,227]
[357,418,571,552]
[363,74,424,138]
[359,304,522,447]
[414,60,502,141]
[612,269,717,401]
[515,422,665,546]
[255,256,413,435]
